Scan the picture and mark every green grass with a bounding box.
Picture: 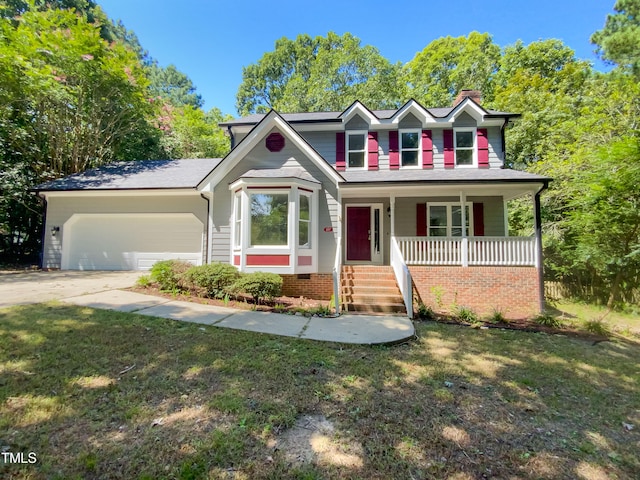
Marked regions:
[552,300,640,338]
[1,303,639,479]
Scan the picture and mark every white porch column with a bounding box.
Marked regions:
[390,196,395,237]
[460,191,468,267]
[533,189,546,311]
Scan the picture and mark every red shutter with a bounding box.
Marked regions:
[336,132,345,171]
[367,131,378,170]
[477,128,489,168]
[443,129,454,169]
[473,203,484,236]
[417,203,427,236]
[389,130,399,170]
[421,129,433,169]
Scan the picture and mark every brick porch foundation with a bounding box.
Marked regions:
[281,273,334,300]
[409,266,541,319]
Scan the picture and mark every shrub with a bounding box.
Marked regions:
[149,259,192,291]
[534,312,563,329]
[232,272,282,304]
[415,302,435,320]
[583,319,611,337]
[184,262,240,298]
[456,306,478,324]
[488,308,506,324]
[136,274,153,288]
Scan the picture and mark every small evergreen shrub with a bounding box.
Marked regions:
[184,262,240,298]
[232,272,283,304]
[149,259,192,291]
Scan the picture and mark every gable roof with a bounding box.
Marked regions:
[200,109,344,189]
[34,158,222,192]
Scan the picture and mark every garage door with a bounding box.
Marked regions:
[62,214,204,270]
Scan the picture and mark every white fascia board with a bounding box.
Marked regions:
[448,98,489,123]
[200,110,343,191]
[390,100,436,126]
[39,189,200,199]
[339,101,380,125]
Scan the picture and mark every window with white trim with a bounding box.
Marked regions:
[346,131,366,169]
[400,130,420,167]
[298,192,311,248]
[250,192,289,246]
[233,192,242,248]
[428,203,472,237]
[455,129,476,166]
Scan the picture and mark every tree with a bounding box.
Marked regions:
[157,105,231,159]
[403,32,501,107]
[490,39,591,168]
[236,32,401,115]
[591,0,640,75]
[0,7,160,260]
[147,62,203,108]
[541,138,640,307]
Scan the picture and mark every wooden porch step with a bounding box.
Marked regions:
[339,265,406,315]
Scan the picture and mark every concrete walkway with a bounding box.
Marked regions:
[62,290,415,345]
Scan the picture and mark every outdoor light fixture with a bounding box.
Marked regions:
[51,226,60,236]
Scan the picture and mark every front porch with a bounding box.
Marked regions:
[333,182,547,319]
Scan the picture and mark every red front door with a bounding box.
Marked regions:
[347,206,371,261]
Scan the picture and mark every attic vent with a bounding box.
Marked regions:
[266,132,285,152]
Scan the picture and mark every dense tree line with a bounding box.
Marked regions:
[0,0,230,262]
[0,0,637,307]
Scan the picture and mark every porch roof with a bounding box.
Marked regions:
[340,168,550,185]
[234,167,321,184]
[339,168,550,199]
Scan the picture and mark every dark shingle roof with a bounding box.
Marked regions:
[34,158,222,191]
[341,168,550,184]
[235,167,321,184]
[220,106,517,127]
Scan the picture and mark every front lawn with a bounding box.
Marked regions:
[1,304,639,479]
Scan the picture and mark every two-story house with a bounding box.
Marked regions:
[35,91,550,318]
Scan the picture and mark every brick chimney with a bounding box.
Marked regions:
[453,89,482,107]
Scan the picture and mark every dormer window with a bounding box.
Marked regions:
[400,130,420,168]
[346,131,366,169]
[455,129,476,167]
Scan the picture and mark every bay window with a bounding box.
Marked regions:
[230,179,319,273]
[250,193,288,246]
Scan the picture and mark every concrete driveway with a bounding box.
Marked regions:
[0,270,143,308]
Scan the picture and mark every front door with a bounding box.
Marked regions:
[347,206,371,261]
[346,204,383,263]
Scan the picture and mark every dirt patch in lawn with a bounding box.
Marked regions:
[276,414,364,468]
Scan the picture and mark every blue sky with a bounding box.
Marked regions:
[97,0,614,116]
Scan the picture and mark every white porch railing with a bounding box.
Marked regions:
[397,236,537,267]
[391,236,414,318]
[332,235,342,315]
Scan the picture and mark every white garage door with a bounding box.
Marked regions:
[62,214,204,270]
